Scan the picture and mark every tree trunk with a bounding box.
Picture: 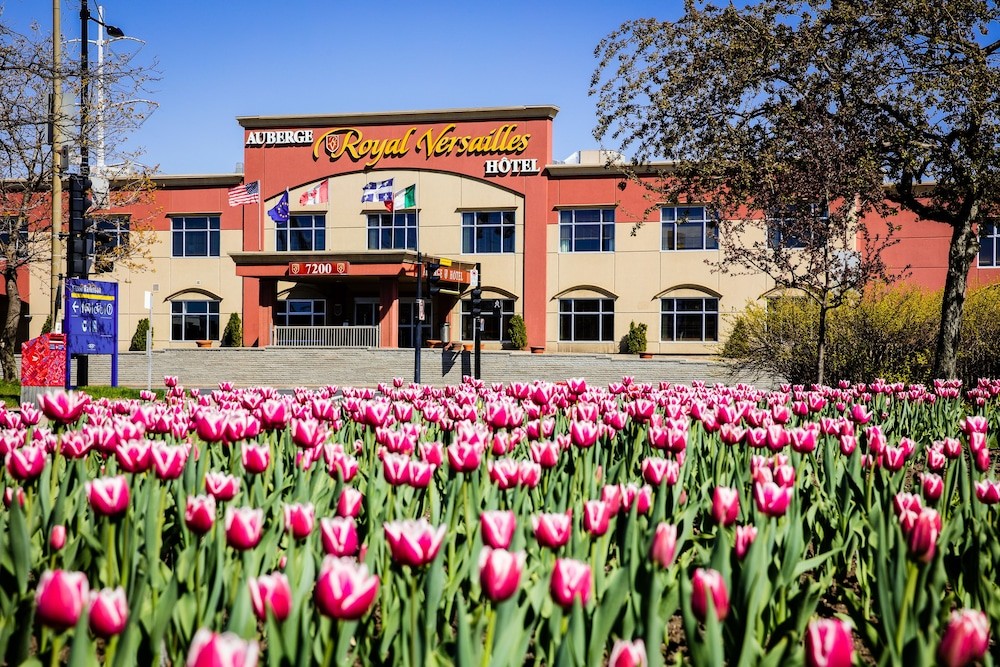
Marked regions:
[0,268,22,382]
[816,300,828,387]
[933,220,980,380]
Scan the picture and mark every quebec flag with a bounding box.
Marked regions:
[361,178,394,203]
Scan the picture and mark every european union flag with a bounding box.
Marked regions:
[268,190,289,223]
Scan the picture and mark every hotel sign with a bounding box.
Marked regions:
[248,122,540,177]
[288,261,349,276]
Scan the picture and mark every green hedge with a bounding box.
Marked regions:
[722,284,1000,385]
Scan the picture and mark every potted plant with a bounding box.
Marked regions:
[623,321,649,357]
[508,314,527,351]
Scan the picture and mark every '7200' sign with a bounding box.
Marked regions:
[288,262,349,276]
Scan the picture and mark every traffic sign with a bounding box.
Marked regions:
[65,279,118,355]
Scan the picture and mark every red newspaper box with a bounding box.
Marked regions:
[21,333,67,387]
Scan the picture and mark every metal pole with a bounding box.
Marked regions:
[474,261,481,380]
[95,6,106,173]
[50,0,63,326]
[146,291,152,391]
[414,252,422,384]
[76,0,90,387]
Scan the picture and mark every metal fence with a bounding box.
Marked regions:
[270,325,380,348]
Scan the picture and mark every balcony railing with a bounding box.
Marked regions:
[270,325,380,348]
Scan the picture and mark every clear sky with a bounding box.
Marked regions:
[1,0,676,176]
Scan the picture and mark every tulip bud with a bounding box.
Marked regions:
[88,587,129,638]
[532,511,572,549]
[319,516,359,557]
[205,472,240,502]
[49,524,66,551]
[185,495,216,535]
[711,486,740,526]
[185,628,259,667]
[85,475,130,517]
[735,524,758,560]
[35,569,89,630]
[650,523,678,568]
[224,506,264,551]
[479,547,525,602]
[804,617,854,667]
[583,500,613,537]
[337,487,363,518]
[282,502,315,539]
[609,639,647,667]
[938,608,990,667]
[247,572,291,622]
[690,568,729,622]
[314,556,379,620]
[383,518,446,567]
[480,510,516,549]
[550,558,592,608]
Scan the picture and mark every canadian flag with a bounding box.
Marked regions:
[299,179,329,206]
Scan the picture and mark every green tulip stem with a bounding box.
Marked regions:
[409,569,420,667]
[481,603,497,667]
[105,519,116,587]
[49,631,62,667]
[195,546,203,626]
[895,560,919,655]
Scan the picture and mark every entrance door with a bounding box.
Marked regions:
[354,299,379,326]
[398,299,433,349]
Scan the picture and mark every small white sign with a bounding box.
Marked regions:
[144,291,152,310]
[469,269,479,289]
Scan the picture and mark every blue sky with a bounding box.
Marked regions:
[1,0,676,175]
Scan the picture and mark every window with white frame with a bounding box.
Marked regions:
[171,216,220,257]
[367,212,416,250]
[462,211,515,253]
[559,209,615,252]
[461,298,514,341]
[980,222,999,267]
[660,297,719,341]
[276,215,325,252]
[90,216,130,272]
[171,300,220,341]
[559,298,615,341]
[661,206,718,250]
[275,299,327,326]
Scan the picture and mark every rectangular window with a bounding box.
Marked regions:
[559,209,615,252]
[767,204,828,249]
[171,216,220,257]
[661,206,718,250]
[171,300,220,341]
[275,299,327,326]
[91,216,130,273]
[462,211,515,253]
[276,215,325,252]
[980,222,999,268]
[367,212,417,250]
[461,298,514,341]
[559,298,614,341]
[661,297,719,342]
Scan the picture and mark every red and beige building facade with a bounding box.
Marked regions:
[20,105,1000,353]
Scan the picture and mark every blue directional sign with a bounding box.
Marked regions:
[65,279,118,355]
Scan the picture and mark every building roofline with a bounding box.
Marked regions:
[149,174,245,188]
[236,106,560,129]
[545,161,677,177]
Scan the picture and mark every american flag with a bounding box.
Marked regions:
[228,181,260,206]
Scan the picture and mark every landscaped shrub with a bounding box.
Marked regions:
[622,321,648,354]
[723,284,999,385]
[221,312,243,347]
[129,317,150,351]
[508,314,527,350]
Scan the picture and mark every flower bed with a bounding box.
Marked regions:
[1,376,997,666]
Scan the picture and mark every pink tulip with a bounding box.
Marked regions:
[320,516,359,557]
[620,484,653,515]
[938,608,990,667]
[529,440,561,468]
[337,487,363,518]
[185,628,259,667]
[550,558,592,608]
[517,461,541,488]
[88,586,129,637]
[893,492,924,532]
[152,442,189,479]
[479,547,525,602]
[205,472,240,501]
[959,415,989,435]
[480,510,517,549]
[642,457,681,486]
[39,391,91,425]
[691,568,729,621]
[114,439,152,473]
[804,617,854,667]
[225,506,264,550]
[906,507,941,563]
[314,556,379,620]
[3,486,25,508]
[488,458,520,489]
[290,418,326,448]
[532,511,572,549]
[839,434,857,456]
[58,431,92,459]
[49,524,66,551]
[241,442,270,474]
[384,518,446,566]
[85,476,130,517]
[735,524,758,559]
[754,481,793,517]
[35,569,89,630]
[975,480,1000,504]
[446,440,483,473]
[185,495,216,535]
[609,639,647,667]
[569,420,600,448]
[193,411,227,443]
[712,486,740,526]
[418,441,444,466]
[248,572,291,622]
[583,500,613,537]
[283,503,315,539]
[650,523,678,568]
[6,443,47,480]
[920,472,944,502]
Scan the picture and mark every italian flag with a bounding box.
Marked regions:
[391,184,416,211]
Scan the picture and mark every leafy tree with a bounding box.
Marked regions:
[592,0,1000,380]
[0,19,158,380]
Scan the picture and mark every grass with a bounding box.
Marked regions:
[0,381,161,407]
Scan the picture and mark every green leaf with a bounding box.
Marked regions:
[8,496,30,595]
